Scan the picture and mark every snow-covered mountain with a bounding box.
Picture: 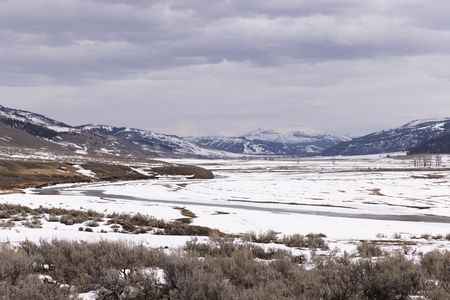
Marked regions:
[189,129,350,156]
[242,129,350,144]
[5,104,448,158]
[0,105,74,133]
[0,106,138,156]
[322,118,450,156]
[0,105,235,158]
[79,125,233,158]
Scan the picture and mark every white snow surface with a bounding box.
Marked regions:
[74,164,96,177]
[1,154,450,249]
[0,156,450,239]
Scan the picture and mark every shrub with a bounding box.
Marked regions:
[356,254,422,300]
[0,220,15,228]
[392,232,403,239]
[306,234,328,249]
[0,246,32,284]
[281,234,306,248]
[241,230,278,244]
[21,218,42,229]
[357,242,383,257]
[314,254,360,299]
[0,275,73,300]
[59,210,103,226]
[421,250,450,293]
[0,237,445,299]
[85,221,99,228]
[420,233,431,240]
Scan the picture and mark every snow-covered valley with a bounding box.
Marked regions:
[1,154,449,255]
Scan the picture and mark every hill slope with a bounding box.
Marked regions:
[79,125,233,158]
[0,105,235,158]
[408,132,450,154]
[323,118,450,156]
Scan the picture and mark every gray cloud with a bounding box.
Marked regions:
[1,0,450,136]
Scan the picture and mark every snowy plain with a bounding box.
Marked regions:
[1,154,450,253]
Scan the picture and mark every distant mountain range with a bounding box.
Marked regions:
[322,118,450,156]
[0,105,348,158]
[0,105,233,158]
[187,129,350,156]
[1,104,450,158]
[78,125,232,158]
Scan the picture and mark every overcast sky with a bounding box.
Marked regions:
[1,0,450,136]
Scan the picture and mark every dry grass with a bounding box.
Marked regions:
[241,231,328,250]
[369,188,385,196]
[0,239,447,299]
[150,164,214,179]
[174,207,197,224]
[0,204,228,238]
[0,160,151,191]
[106,212,227,237]
[0,159,215,193]
[357,242,383,257]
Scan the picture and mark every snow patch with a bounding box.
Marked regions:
[74,165,96,178]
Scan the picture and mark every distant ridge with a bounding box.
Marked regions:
[323,118,450,156]
[2,105,448,157]
[188,129,350,156]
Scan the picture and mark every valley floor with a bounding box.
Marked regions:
[1,153,449,258]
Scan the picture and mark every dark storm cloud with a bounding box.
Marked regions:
[1,0,450,135]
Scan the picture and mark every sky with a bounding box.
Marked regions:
[1,0,450,137]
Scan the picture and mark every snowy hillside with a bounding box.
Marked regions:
[189,129,350,156]
[0,105,74,133]
[323,118,450,156]
[0,106,227,158]
[242,129,350,144]
[80,125,236,158]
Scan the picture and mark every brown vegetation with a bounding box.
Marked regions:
[357,242,383,257]
[0,204,227,238]
[242,231,328,250]
[0,239,448,299]
[0,203,104,227]
[0,160,149,191]
[0,159,214,191]
[151,164,214,179]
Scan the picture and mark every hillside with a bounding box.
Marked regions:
[78,125,231,158]
[408,132,450,154]
[323,118,450,156]
[0,105,228,158]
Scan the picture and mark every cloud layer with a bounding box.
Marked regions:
[1,0,450,135]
